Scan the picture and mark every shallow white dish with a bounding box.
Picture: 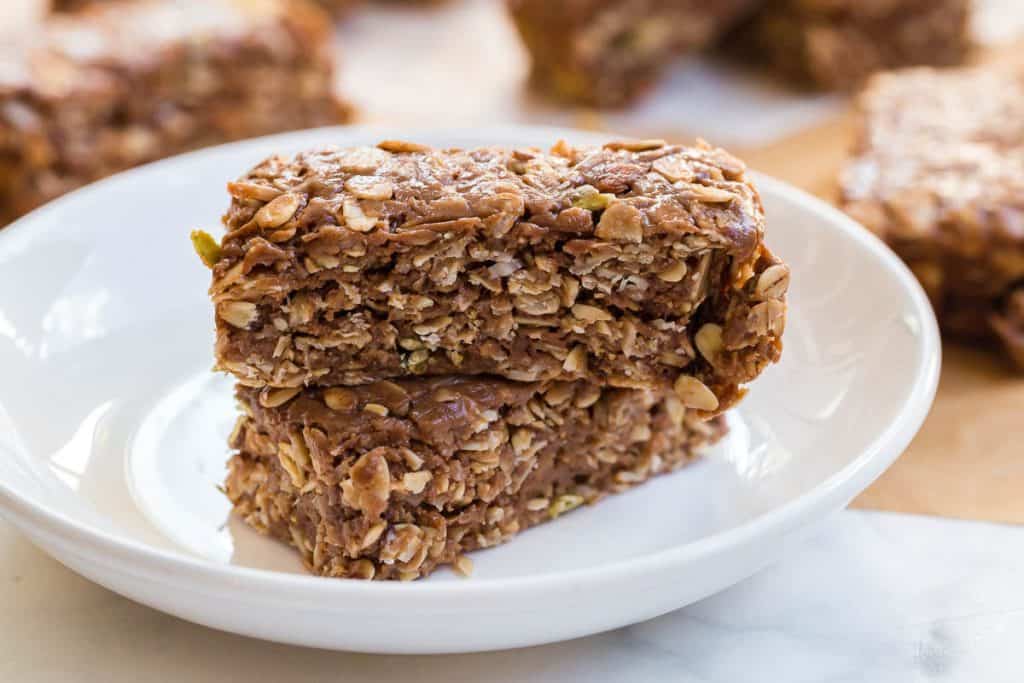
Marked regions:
[0,125,939,654]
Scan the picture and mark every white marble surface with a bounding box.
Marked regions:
[2,509,1021,682]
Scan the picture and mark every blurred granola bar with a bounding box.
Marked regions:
[841,65,1024,367]
[0,0,351,224]
[507,0,759,107]
[735,0,971,90]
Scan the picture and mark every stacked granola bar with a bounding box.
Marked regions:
[200,138,789,579]
[0,0,350,224]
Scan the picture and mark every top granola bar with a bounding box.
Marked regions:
[204,139,788,415]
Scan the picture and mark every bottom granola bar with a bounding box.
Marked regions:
[225,377,725,580]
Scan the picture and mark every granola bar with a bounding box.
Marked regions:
[840,66,1024,368]
[204,139,788,415]
[507,0,759,107]
[735,0,971,90]
[225,377,725,580]
[0,0,350,224]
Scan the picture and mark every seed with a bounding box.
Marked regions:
[363,403,390,416]
[377,139,431,154]
[548,494,584,518]
[190,229,221,268]
[572,186,614,211]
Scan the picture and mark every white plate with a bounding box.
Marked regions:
[0,125,939,654]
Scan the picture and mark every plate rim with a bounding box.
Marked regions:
[0,124,941,606]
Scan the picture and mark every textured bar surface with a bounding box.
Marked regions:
[841,66,1024,367]
[208,139,788,415]
[225,377,726,580]
[507,0,758,107]
[735,0,970,90]
[0,0,350,224]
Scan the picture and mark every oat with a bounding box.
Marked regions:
[402,471,432,494]
[255,192,301,229]
[323,387,357,412]
[259,387,301,408]
[673,375,719,411]
[755,264,790,299]
[453,555,474,578]
[344,176,395,201]
[227,181,281,202]
[360,522,387,550]
[695,323,724,363]
[218,301,258,329]
[571,303,614,322]
[510,428,534,455]
[684,185,736,204]
[595,201,643,243]
[526,497,550,511]
[342,200,378,232]
[563,345,589,373]
[652,156,696,183]
[657,261,688,282]
[341,449,390,517]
